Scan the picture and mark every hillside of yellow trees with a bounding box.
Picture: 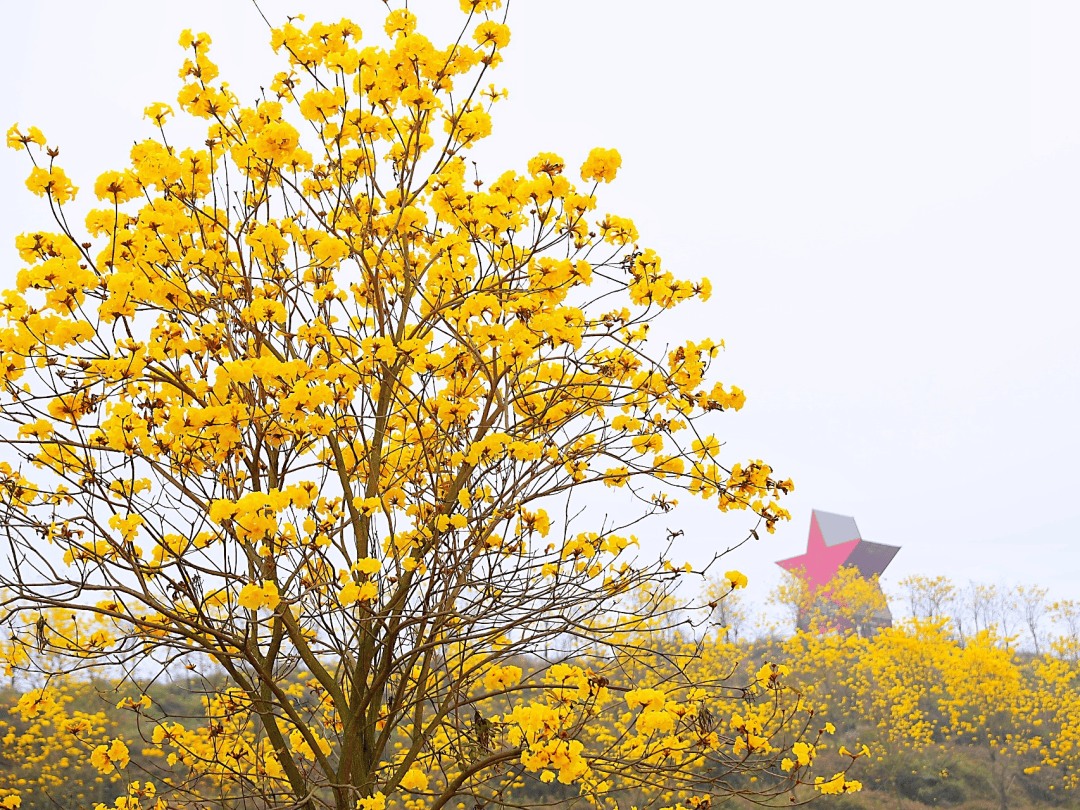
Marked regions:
[717,572,1080,810]
[1,573,1077,810]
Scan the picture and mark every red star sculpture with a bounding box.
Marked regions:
[777,509,900,618]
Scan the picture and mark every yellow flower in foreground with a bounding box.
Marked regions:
[357,581,378,601]
[625,688,666,712]
[340,580,378,605]
[15,688,52,720]
[237,581,279,610]
[400,767,429,791]
[459,0,503,15]
[25,166,78,204]
[93,170,138,204]
[6,123,46,149]
[357,793,386,810]
[483,664,522,691]
[353,557,381,576]
[815,774,862,795]
[580,147,621,183]
[725,570,748,590]
[90,738,130,774]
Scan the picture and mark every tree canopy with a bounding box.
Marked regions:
[0,4,856,810]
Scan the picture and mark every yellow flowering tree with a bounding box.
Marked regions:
[770,566,888,637]
[0,3,850,810]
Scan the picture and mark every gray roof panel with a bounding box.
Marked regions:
[814,509,861,547]
[843,541,901,578]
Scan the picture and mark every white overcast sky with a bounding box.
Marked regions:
[2,0,1077,612]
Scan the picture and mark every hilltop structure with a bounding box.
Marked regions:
[777,509,899,633]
